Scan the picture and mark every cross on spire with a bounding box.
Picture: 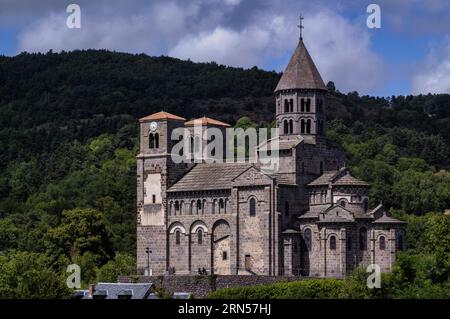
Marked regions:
[297,14,304,40]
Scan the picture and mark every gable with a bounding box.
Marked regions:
[232,166,273,187]
[321,205,355,222]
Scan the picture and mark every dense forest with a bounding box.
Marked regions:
[0,50,449,298]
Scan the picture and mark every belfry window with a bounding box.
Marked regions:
[284,120,289,134]
[306,119,311,134]
[305,98,311,112]
[330,236,336,250]
[289,119,293,134]
[289,99,294,112]
[219,199,224,213]
[249,198,256,216]
[196,200,202,214]
[364,200,369,213]
[284,99,289,112]
[301,119,305,133]
[300,98,305,112]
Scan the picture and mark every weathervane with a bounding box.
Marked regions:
[297,14,304,40]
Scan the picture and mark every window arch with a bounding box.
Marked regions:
[249,198,256,216]
[379,236,386,250]
[197,230,203,245]
[330,236,336,250]
[306,119,311,133]
[219,198,224,213]
[339,200,346,208]
[175,230,181,245]
[304,228,312,251]
[359,227,367,250]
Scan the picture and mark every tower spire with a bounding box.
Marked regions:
[297,14,304,41]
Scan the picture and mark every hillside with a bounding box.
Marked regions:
[0,50,449,295]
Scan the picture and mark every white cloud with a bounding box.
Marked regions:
[15,0,385,94]
[412,44,450,94]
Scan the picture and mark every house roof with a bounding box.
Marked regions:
[275,39,327,92]
[168,163,254,192]
[307,168,370,187]
[185,116,230,127]
[88,283,153,299]
[139,111,186,122]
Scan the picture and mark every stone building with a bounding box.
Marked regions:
[136,38,405,277]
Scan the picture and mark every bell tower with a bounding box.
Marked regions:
[275,19,327,144]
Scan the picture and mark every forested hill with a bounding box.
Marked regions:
[0,50,449,296]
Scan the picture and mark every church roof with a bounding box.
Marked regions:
[168,163,253,192]
[185,116,231,127]
[307,168,370,187]
[139,111,186,122]
[275,39,327,92]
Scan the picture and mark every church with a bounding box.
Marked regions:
[135,35,406,278]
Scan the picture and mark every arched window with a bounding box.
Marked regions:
[340,200,346,208]
[397,234,403,251]
[155,133,159,148]
[364,200,369,213]
[175,201,180,213]
[359,227,367,250]
[168,201,173,216]
[379,236,386,250]
[149,134,155,149]
[306,119,311,133]
[330,236,336,250]
[289,119,293,134]
[196,200,202,214]
[190,136,194,155]
[289,99,294,112]
[284,99,289,112]
[197,230,203,245]
[202,199,206,214]
[320,161,324,174]
[212,199,216,214]
[301,98,305,112]
[301,119,305,133]
[306,98,311,112]
[190,200,195,215]
[284,202,289,216]
[175,230,181,245]
[219,199,224,213]
[249,198,256,216]
[304,228,312,251]
[284,120,289,134]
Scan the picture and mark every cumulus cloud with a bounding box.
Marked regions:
[412,43,450,94]
[12,0,385,94]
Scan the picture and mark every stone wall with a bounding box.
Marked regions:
[117,275,304,299]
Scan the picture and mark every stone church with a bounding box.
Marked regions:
[136,37,406,278]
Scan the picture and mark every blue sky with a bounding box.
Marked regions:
[1,0,450,96]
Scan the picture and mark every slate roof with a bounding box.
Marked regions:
[185,116,230,127]
[139,111,186,122]
[89,283,153,299]
[307,168,370,187]
[275,39,327,92]
[168,163,254,192]
[372,213,406,224]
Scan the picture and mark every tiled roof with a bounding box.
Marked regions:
[275,39,327,91]
[307,168,370,187]
[139,111,186,122]
[372,213,406,224]
[168,163,253,192]
[317,216,354,223]
[185,116,230,127]
[272,174,297,186]
[89,283,153,299]
[298,211,319,219]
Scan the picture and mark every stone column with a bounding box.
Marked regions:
[230,187,239,275]
[340,228,346,278]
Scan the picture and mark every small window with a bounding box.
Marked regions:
[152,195,156,203]
[289,119,293,134]
[284,120,289,134]
[340,200,346,208]
[175,231,181,245]
[364,200,369,213]
[149,134,155,149]
[244,254,251,270]
[330,236,336,250]
[197,230,203,245]
[379,236,385,250]
[155,133,159,148]
[306,119,311,133]
[222,251,228,260]
[249,198,256,216]
[301,119,305,133]
[219,198,224,211]
[175,201,180,212]
[306,98,311,112]
[196,200,202,214]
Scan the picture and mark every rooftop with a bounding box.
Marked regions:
[185,116,231,127]
[139,111,186,122]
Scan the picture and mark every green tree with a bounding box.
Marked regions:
[97,253,136,283]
